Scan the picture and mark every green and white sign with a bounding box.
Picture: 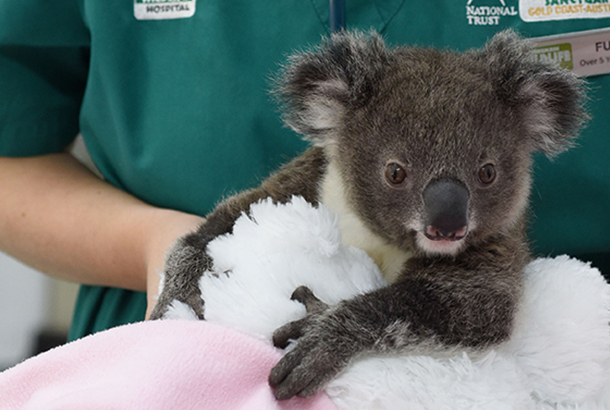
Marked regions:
[531,27,610,77]
[534,43,574,70]
[134,0,196,20]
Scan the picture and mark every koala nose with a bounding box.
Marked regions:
[423,179,469,241]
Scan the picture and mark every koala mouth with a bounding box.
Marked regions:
[418,228,468,256]
[424,225,468,242]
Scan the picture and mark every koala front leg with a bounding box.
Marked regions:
[149,148,328,320]
[148,237,211,320]
[269,258,522,400]
[149,191,272,320]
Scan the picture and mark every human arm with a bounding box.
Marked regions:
[0,153,204,317]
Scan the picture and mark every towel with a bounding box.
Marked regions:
[0,319,337,410]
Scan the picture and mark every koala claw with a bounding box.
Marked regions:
[290,286,329,314]
[272,317,308,349]
[273,287,330,348]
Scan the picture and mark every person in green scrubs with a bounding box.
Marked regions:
[1,1,608,341]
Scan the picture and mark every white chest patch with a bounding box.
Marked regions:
[319,162,412,283]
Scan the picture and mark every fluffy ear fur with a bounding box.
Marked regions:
[479,30,588,158]
[276,30,387,148]
[279,29,586,156]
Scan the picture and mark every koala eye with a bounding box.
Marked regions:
[385,163,408,186]
[478,163,496,185]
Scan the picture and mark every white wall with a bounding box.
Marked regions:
[0,252,51,367]
[0,251,78,369]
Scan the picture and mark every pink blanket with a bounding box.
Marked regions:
[0,320,337,410]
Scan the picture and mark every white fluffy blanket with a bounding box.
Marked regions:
[161,196,610,410]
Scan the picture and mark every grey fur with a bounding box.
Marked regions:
[148,30,586,400]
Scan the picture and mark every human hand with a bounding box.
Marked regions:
[269,286,354,400]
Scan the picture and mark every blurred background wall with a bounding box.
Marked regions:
[0,232,78,370]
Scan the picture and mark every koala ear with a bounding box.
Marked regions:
[481,30,587,158]
[276,30,387,148]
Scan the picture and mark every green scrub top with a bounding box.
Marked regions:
[1,0,609,340]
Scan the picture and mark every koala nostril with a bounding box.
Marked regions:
[452,225,468,239]
[426,226,439,240]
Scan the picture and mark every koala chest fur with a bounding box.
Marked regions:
[319,160,412,283]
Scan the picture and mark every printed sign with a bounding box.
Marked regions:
[520,0,610,22]
[134,0,196,20]
[533,43,574,70]
[531,27,610,76]
[466,0,519,26]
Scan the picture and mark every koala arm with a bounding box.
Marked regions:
[148,147,327,319]
[269,236,527,400]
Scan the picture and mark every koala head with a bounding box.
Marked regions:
[278,30,586,256]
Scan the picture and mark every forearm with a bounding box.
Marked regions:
[0,153,203,294]
[340,276,517,351]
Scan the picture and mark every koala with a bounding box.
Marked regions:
[149,30,586,400]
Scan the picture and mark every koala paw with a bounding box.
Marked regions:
[269,286,350,400]
[269,334,348,400]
